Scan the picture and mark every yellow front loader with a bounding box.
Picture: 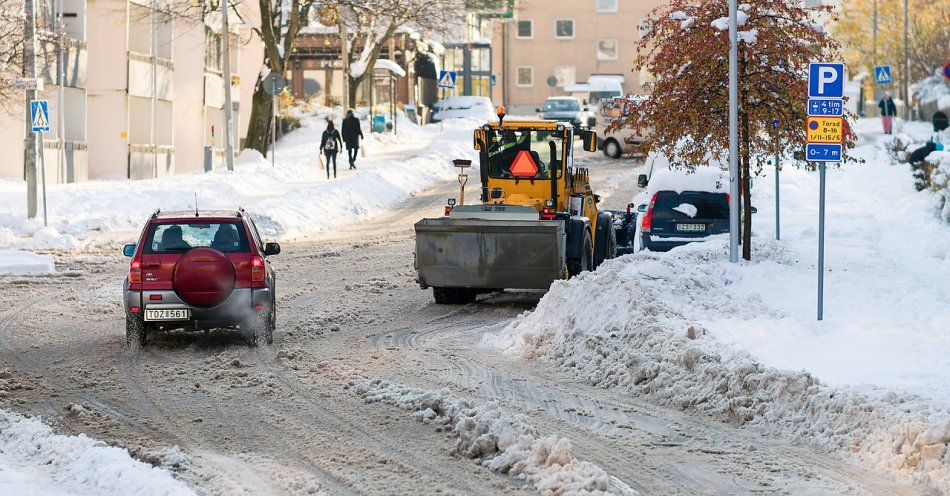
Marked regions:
[414,108,617,304]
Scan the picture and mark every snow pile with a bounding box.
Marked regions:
[928,150,950,221]
[0,409,195,496]
[0,105,476,249]
[488,241,950,494]
[0,250,54,275]
[356,379,622,495]
[912,70,950,110]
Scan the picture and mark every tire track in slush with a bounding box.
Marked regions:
[363,304,924,496]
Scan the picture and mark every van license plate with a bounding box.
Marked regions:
[676,223,706,232]
[145,309,190,321]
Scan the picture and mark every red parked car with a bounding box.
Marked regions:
[122,209,280,347]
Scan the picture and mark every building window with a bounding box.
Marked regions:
[597,39,618,60]
[516,66,533,87]
[554,19,574,39]
[517,19,533,39]
[205,27,223,72]
[597,0,617,12]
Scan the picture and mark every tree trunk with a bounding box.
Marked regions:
[348,75,361,110]
[245,77,274,156]
[740,107,752,261]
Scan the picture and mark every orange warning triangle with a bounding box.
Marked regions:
[510,150,539,177]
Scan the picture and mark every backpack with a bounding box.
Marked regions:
[324,131,338,152]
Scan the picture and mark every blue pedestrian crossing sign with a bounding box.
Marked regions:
[808,63,845,99]
[437,70,457,89]
[874,65,892,85]
[30,100,50,132]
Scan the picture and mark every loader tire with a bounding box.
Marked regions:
[567,230,593,278]
[432,287,477,305]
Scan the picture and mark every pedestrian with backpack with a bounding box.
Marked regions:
[320,120,343,179]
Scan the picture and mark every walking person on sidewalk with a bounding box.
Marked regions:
[320,120,343,179]
[341,108,364,169]
[878,92,897,135]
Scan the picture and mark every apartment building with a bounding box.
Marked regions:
[0,0,262,182]
[492,0,666,114]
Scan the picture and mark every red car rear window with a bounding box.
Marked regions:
[143,222,249,254]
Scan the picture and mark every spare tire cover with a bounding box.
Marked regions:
[172,248,236,308]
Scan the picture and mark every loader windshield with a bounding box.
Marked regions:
[486,129,564,180]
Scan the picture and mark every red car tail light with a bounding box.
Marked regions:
[540,207,556,220]
[129,258,142,284]
[641,193,658,233]
[251,256,265,282]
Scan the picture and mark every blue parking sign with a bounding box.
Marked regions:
[808,63,845,99]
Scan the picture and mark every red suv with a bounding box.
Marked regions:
[122,209,280,347]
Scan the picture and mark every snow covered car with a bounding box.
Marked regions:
[122,209,280,347]
[429,96,495,123]
[633,166,730,252]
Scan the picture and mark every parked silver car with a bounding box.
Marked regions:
[537,96,593,130]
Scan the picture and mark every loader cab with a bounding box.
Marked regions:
[485,128,566,181]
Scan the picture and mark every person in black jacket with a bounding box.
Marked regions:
[878,93,897,134]
[341,109,364,169]
[320,120,343,179]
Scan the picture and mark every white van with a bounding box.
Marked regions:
[594,96,651,160]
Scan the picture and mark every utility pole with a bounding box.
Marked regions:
[57,0,66,183]
[23,0,37,219]
[728,0,739,263]
[903,0,910,120]
[150,0,158,177]
[222,0,235,170]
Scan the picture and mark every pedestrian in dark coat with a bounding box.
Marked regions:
[320,120,343,179]
[341,109,364,169]
[879,93,897,134]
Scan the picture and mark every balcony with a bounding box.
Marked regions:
[128,51,174,100]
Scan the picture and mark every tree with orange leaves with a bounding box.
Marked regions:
[620,0,854,260]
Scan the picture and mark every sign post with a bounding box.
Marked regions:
[31,100,50,227]
[807,62,845,321]
[437,70,457,133]
[772,117,780,240]
[263,73,286,167]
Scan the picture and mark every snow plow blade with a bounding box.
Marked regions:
[414,218,566,290]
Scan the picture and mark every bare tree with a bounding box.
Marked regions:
[333,0,465,108]
[0,0,28,114]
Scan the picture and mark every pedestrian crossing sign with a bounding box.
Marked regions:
[30,100,50,132]
[438,70,457,89]
[874,65,892,85]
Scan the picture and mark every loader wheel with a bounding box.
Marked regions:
[433,287,477,305]
[567,230,593,278]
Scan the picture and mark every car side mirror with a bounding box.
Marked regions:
[637,204,647,213]
[750,206,758,214]
[264,242,281,256]
[123,244,135,257]
[535,108,541,113]
[593,194,601,204]
[637,174,648,188]
[581,130,597,152]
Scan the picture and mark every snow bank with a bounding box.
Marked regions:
[487,241,950,494]
[0,105,477,249]
[0,250,54,275]
[0,409,195,496]
[356,379,629,495]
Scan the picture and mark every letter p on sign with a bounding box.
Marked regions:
[809,63,845,99]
